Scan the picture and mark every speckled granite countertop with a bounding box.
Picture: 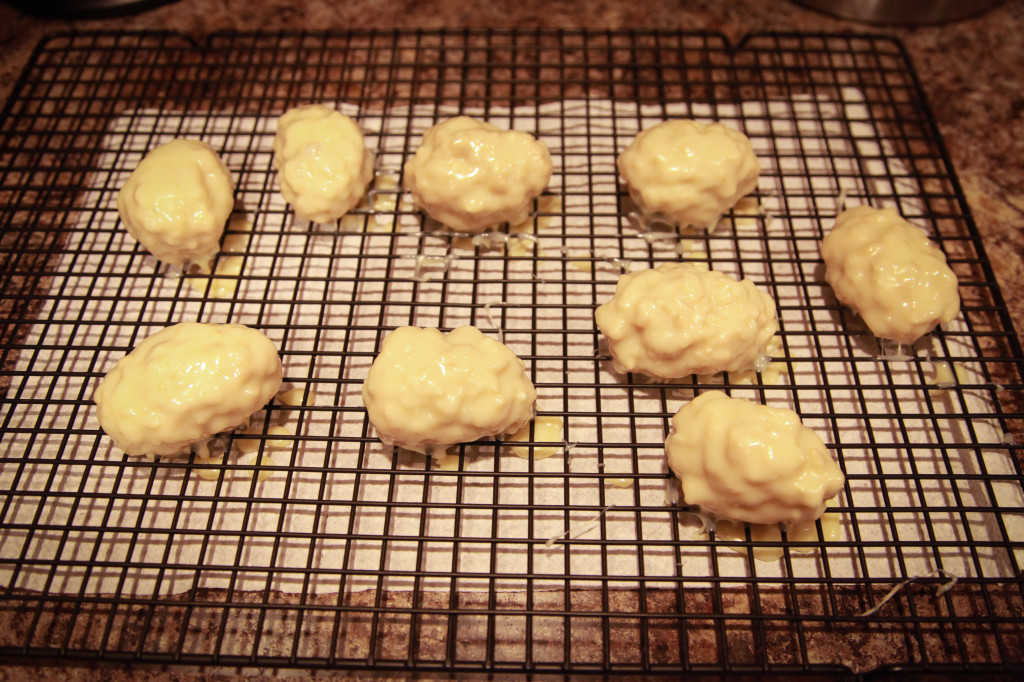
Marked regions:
[1,0,1022,332]
[0,0,1022,678]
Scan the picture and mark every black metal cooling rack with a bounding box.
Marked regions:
[1,29,1023,676]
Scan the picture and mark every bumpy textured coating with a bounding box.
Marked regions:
[362,326,537,455]
[116,139,235,271]
[617,119,760,229]
[93,322,283,457]
[403,116,552,233]
[595,263,778,379]
[273,104,375,224]
[822,205,961,344]
[665,391,846,525]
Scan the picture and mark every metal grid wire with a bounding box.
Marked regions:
[1,29,1023,675]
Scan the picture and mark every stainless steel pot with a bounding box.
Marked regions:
[794,0,1005,25]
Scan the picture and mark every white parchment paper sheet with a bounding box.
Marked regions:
[2,94,1021,597]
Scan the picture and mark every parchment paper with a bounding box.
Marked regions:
[1,94,1020,598]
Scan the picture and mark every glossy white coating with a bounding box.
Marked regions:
[94,322,283,457]
[273,104,374,224]
[403,116,552,233]
[595,263,778,379]
[617,119,760,229]
[665,391,845,525]
[362,326,537,455]
[116,138,234,270]
[822,205,960,344]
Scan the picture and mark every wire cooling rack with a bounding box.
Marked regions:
[1,29,1023,675]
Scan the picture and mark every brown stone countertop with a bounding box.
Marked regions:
[0,0,1023,679]
[1,0,1022,335]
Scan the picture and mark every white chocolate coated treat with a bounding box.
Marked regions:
[362,326,537,455]
[822,205,960,344]
[94,322,283,457]
[617,119,760,229]
[116,139,234,271]
[273,104,374,224]
[595,263,778,379]
[403,116,552,233]
[665,391,845,525]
